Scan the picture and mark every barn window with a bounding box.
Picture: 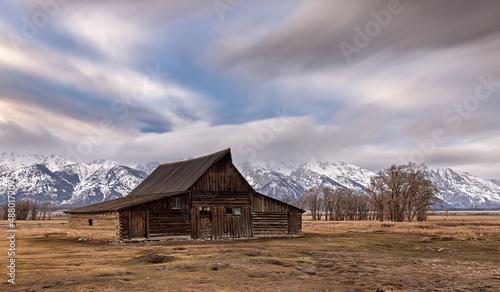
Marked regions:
[225,207,241,215]
[172,197,181,209]
[88,219,93,226]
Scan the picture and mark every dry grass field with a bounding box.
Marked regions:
[2,215,500,292]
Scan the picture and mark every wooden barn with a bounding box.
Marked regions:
[65,149,304,241]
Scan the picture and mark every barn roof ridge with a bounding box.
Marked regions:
[126,148,231,197]
[158,148,231,166]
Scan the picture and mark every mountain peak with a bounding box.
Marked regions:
[1,153,499,209]
[0,154,147,206]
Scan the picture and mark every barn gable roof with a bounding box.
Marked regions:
[65,148,233,214]
[128,148,231,196]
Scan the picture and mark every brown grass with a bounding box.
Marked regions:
[303,215,500,241]
[1,216,500,292]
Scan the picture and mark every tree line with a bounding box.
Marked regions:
[1,200,56,220]
[289,163,442,222]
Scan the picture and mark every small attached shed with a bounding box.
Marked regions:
[65,148,304,241]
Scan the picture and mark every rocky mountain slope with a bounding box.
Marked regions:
[1,152,499,208]
[0,153,146,206]
[237,161,500,209]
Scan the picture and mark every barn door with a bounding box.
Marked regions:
[129,210,147,239]
[198,210,212,239]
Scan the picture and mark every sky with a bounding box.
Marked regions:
[0,0,499,179]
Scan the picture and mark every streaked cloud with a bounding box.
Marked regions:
[0,0,499,179]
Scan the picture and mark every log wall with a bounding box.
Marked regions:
[252,212,288,236]
[120,194,191,239]
[251,192,303,236]
[67,212,120,240]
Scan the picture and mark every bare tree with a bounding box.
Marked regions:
[366,174,388,221]
[292,193,307,210]
[367,163,441,222]
[1,203,8,220]
[331,188,342,220]
[356,193,371,220]
[47,202,56,220]
[279,193,293,205]
[41,202,48,220]
[303,188,323,220]
[30,201,40,220]
[322,187,335,220]
[15,200,32,220]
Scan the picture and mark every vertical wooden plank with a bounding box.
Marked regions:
[190,207,197,239]
[128,209,132,240]
[145,210,149,239]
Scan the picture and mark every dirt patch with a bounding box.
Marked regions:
[209,263,230,271]
[248,258,287,266]
[130,254,178,264]
[96,272,132,277]
[96,260,114,265]
[157,264,203,272]
[243,251,272,257]
[294,264,318,275]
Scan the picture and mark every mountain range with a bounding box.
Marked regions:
[1,152,499,209]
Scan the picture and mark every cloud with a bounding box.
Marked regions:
[213,0,500,75]
[0,1,499,179]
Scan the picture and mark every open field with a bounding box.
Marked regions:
[2,216,500,292]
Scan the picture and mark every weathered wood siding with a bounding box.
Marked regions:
[189,154,254,239]
[251,192,303,236]
[120,209,130,239]
[120,194,191,239]
[67,212,120,240]
[215,206,252,238]
[252,193,292,212]
[252,212,288,236]
[192,154,252,193]
[288,212,302,235]
[191,191,250,207]
[190,196,252,239]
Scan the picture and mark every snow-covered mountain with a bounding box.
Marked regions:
[237,161,500,209]
[236,161,500,209]
[0,153,147,206]
[236,161,374,201]
[1,152,500,209]
[426,168,500,209]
